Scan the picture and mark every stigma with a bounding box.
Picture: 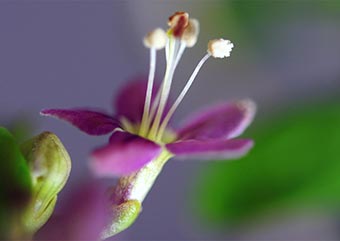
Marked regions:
[139,11,234,142]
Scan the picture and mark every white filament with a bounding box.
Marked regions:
[148,38,182,139]
[148,41,186,124]
[140,48,157,136]
[156,53,211,140]
[173,41,186,70]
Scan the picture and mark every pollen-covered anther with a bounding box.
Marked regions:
[207,39,234,58]
[168,11,189,37]
[182,18,200,47]
[143,28,167,50]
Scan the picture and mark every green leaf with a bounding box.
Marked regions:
[0,127,32,238]
[193,103,340,226]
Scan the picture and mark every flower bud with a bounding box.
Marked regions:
[20,131,71,234]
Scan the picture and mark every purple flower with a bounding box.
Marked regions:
[41,12,256,207]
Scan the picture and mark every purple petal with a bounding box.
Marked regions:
[41,108,120,135]
[166,139,253,160]
[114,78,169,124]
[90,131,162,177]
[36,181,108,241]
[177,100,256,140]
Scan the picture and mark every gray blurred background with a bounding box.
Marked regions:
[1,1,340,240]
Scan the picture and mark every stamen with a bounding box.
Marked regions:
[156,38,234,140]
[182,18,200,48]
[165,38,170,63]
[120,117,135,134]
[168,12,189,37]
[148,41,179,127]
[140,29,167,136]
[173,41,186,70]
[143,28,167,50]
[149,37,184,138]
[145,12,204,141]
[208,38,234,58]
[139,47,157,136]
[148,83,162,123]
[156,53,211,140]
[149,41,186,125]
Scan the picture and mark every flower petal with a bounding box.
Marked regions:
[177,100,256,140]
[90,131,162,177]
[114,78,169,124]
[166,139,253,161]
[41,109,120,135]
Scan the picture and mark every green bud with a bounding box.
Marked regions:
[101,200,141,239]
[20,131,71,234]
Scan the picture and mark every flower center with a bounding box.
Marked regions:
[138,12,234,143]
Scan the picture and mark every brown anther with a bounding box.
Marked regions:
[168,11,189,37]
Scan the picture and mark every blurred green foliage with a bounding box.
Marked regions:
[225,1,340,25]
[0,127,32,238]
[207,1,340,50]
[193,103,340,226]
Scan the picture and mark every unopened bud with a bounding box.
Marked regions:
[168,11,189,37]
[143,28,167,50]
[20,132,71,233]
[208,38,234,58]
